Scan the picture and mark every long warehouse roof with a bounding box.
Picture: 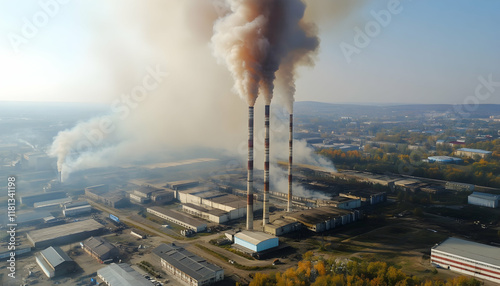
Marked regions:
[432,237,500,267]
[98,263,151,286]
[28,219,103,243]
[148,207,206,227]
[234,231,277,246]
[153,243,222,281]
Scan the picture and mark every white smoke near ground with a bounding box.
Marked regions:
[270,165,330,199]
[48,0,340,182]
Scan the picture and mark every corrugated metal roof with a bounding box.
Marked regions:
[28,219,103,243]
[148,207,206,228]
[183,203,228,216]
[97,263,151,286]
[457,148,492,154]
[34,197,72,208]
[64,200,90,209]
[16,210,52,223]
[136,185,162,195]
[40,246,73,268]
[153,243,222,281]
[469,192,500,200]
[234,231,277,246]
[432,237,500,267]
[83,236,118,257]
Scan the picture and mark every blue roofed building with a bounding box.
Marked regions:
[427,156,463,164]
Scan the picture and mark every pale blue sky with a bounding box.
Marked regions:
[0,0,499,104]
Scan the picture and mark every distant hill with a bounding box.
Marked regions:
[294,101,500,119]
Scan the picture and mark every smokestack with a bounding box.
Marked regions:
[263,105,270,228]
[59,170,63,183]
[246,106,254,230]
[287,113,293,212]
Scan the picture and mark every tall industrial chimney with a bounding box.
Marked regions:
[59,170,63,183]
[263,105,270,228]
[246,106,254,230]
[287,113,293,212]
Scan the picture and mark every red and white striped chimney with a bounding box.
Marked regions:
[263,105,270,227]
[287,113,293,212]
[246,106,254,230]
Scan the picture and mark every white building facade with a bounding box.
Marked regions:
[431,237,500,284]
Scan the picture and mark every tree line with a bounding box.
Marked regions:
[249,252,481,286]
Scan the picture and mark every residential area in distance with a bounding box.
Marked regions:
[1,102,499,286]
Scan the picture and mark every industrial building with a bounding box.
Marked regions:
[166,179,199,190]
[182,203,229,223]
[468,192,500,208]
[455,148,492,158]
[133,185,162,198]
[445,182,475,192]
[36,246,77,278]
[63,202,92,217]
[326,196,361,209]
[151,190,175,204]
[332,170,397,187]
[10,210,52,226]
[431,237,500,284]
[64,200,90,209]
[427,156,463,164]
[34,197,72,209]
[264,219,302,236]
[339,189,387,205]
[97,263,152,286]
[283,206,361,233]
[85,184,129,208]
[20,191,65,206]
[130,185,174,204]
[147,206,207,232]
[129,229,147,239]
[27,219,104,248]
[153,243,224,286]
[0,246,31,259]
[81,236,119,263]
[177,188,261,221]
[129,193,149,204]
[233,231,279,253]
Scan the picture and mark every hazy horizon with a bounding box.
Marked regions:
[1,1,499,105]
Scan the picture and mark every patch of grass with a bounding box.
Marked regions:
[194,244,275,271]
[219,244,255,260]
[426,206,500,222]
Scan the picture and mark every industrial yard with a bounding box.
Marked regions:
[2,154,499,285]
[1,1,500,283]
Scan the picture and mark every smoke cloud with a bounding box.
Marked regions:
[47,0,339,182]
[211,0,319,107]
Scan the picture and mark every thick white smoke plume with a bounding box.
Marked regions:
[48,0,350,182]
